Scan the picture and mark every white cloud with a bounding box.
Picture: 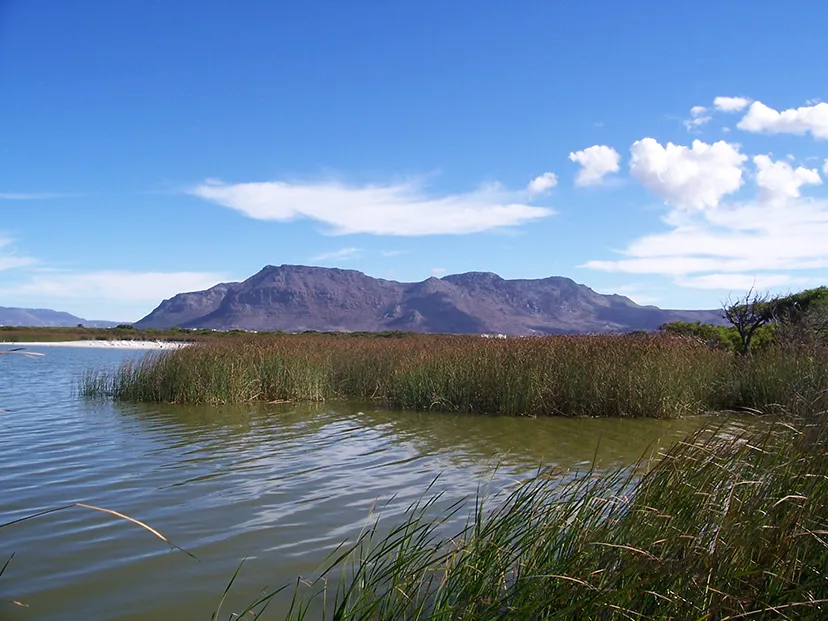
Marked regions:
[584,192,828,292]
[380,249,408,257]
[0,237,36,271]
[527,172,558,194]
[629,138,747,210]
[568,145,621,186]
[0,271,226,303]
[676,273,808,291]
[823,159,828,175]
[713,96,751,113]
[737,101,828,139]
[430,267,447,276]
[311,247,362,262]
[190,179,553,236]
[0,256,35,271]
[754,154,821,202]
[602,284,662,306]
[684,106,711,131]
[586,136,828,294]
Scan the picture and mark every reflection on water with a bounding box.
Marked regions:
[0,346,746,620]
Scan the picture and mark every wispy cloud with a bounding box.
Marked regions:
[189,178,553,236]
[311,247,362,262]
[0,192,79,200]
[0,237,36,271]
[380,249,409,257]
[683,106,711,131]
[0,270,227,303]
[676,273,812,291]
[430,267,446,276]
[600,284,662,306]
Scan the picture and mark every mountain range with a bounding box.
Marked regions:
[135,265,724,334]
[0,306,122,328]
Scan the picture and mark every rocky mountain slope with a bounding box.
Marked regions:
[135,265,723,335]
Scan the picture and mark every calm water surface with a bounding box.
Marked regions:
[1,346,717,620]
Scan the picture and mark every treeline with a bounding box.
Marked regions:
[661,286,828,355]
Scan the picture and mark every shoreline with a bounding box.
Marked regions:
[0,340,189,350]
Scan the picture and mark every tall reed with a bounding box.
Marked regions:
[83,333,828,418]
[231,414,827,620]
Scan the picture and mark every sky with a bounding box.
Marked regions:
[1,1,827,321]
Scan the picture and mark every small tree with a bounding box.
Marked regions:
[722,288,777,355]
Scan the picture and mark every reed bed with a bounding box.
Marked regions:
[232,414,827,620]
[83,333,828,418]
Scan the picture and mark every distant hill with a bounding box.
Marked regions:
[135,265,724,335]
[0,306,122,328]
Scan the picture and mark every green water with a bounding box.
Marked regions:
[0,346,737,620]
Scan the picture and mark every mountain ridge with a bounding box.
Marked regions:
[0,306,122,328]
[135,265,724,334]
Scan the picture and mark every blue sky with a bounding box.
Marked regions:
[1,1,827,321]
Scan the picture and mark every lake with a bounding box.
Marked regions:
[1,346,712,620]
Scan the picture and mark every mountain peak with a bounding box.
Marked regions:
[135,265,723,334]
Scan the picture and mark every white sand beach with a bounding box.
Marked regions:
[0,340,189,350]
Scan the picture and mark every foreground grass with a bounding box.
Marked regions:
[84,333,828,418]
[230,414,827,620]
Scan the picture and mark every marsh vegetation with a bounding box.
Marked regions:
[83,332,828,419]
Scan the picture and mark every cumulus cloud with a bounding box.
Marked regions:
[568,145,621,186]
[629,138,747,210]
[738,101,828,139]
[713,96,751,113]
[311,247,362,262]
[527,172,558,194]
[753,155,821,202]
[585,138,828,293]
[190,179,553,236]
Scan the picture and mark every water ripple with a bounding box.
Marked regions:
[0,346,716,621]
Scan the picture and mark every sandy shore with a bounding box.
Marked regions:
[0,340,189,350]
